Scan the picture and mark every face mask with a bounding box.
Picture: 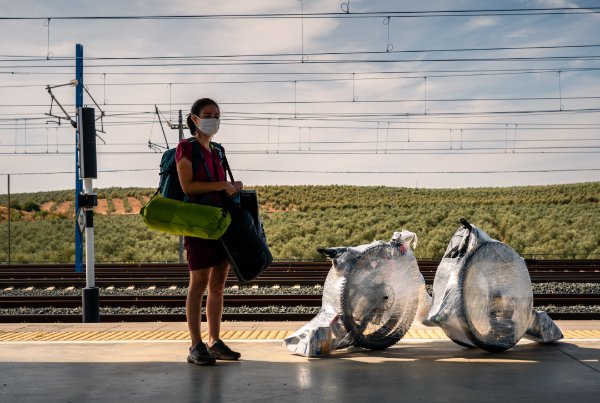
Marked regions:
[196,117,220,137]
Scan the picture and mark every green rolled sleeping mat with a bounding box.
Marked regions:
[140,195,231,240]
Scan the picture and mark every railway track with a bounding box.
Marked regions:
[0,294,323,308]
[3,296,600,323]
[3,293,596,308]
[1,259,599,288]
[0,313,313,322]
[3,293,600,308]
[1,260,599,322]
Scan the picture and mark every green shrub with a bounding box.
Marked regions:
[1,183,598,262]
[21,201,41,212]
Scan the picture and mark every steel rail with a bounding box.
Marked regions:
[1,312,598,323]
[3,294,598,308]
[0,260,598,288]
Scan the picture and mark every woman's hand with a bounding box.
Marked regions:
[233,181,243,193]
[223,181,238,197]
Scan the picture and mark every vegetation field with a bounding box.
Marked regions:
[0,182,598,263]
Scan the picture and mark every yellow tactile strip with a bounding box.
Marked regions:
[0,329,598,342]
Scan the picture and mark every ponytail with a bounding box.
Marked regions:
[186,113,196,135]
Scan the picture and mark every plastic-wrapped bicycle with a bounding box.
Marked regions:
[284,231,428,356]
[426,218,563,352]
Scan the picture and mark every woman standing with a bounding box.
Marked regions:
[176,98,243,365]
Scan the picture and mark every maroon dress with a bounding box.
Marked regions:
[175,140,227,271]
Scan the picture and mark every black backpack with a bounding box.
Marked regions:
[155,138,228,200]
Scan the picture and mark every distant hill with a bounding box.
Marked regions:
[0,183,598,262]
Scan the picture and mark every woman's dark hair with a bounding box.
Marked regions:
[186,98,219,135]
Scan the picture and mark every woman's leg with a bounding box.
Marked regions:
[187,268,210,346]
[206,259,230,346]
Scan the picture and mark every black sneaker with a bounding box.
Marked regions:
[187,342,216,365]
[207,339,241,361]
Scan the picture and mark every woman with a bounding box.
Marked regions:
[176,98,243,365]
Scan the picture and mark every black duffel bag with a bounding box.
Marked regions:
[221,190,273,282]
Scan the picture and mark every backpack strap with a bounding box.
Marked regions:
[184,137,202,203]
[188,137,202,178]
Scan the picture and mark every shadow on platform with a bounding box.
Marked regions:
[1,341,599,402]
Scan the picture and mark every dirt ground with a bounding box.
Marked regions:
[4,196,159,218]
[127,197,143,214]
[36,199,114,216]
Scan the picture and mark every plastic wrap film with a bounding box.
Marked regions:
[283,264,349,357]
[524,310,564,343]
[284,230,427,356]
[426,220,563,352]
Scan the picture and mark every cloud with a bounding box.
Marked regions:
[464,17,500,31]
[0,0,599,193]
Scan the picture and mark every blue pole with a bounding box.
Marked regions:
[75,44,83,273]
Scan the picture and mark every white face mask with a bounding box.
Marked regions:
[195,117,220,137]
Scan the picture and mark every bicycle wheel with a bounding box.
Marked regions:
[340,244,421,350]
[459,242,533,352]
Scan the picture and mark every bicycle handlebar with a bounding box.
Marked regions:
[460,218,472,230]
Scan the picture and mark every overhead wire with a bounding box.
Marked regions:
[2,55,600,68]
[1,7,599,181]
[3,67,600,77]
[2,146,600,156]
[2,43,600,62]
[2,167,600,177]
[3,68,600,88]
[1,7,600,20]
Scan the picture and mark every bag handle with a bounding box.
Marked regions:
[211,142,235,182]
[210,142,240,207]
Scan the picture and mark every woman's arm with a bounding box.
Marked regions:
[177,157,237,196]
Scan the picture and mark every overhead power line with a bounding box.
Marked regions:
[3,167,599,176]
[3,67,599,77]
[2,147,600,156]
[2,96,600,106]
[2,43,600,62]
[2,101,600,116]
[2,55,600,69]
[1,7,599,20]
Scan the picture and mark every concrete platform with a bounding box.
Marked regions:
[1,321,599,402]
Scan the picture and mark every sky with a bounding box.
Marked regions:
[1,0,599,194]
